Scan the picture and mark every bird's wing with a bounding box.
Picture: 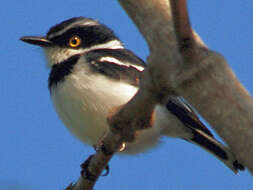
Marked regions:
[85,49,144,86]
[166,96,214,137]
[87,48,214,138]
[165,97,246,173]
[87,49,214,138]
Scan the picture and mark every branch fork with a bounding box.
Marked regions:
[67,0,253,189]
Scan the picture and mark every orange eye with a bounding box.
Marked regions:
[68,36,81,48]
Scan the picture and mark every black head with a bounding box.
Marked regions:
[21,17,122,49]
[46,17,121,49]
[20,17,124,67]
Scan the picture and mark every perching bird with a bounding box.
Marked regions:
[20,17,244,173]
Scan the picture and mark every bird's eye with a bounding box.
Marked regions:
[68,36,81,48]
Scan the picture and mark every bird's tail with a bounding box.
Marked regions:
[185,129,244,174]
[163,97,244,173]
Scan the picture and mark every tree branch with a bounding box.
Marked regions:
[120,0,253,173]
[169,0,253,173]
[67,0,253,189]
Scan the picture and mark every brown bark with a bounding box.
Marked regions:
[68,0,253,189]
[118,0,253,173]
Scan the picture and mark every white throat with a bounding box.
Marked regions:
[43,40,124,68]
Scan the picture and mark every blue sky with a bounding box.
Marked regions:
[1,0,253,189]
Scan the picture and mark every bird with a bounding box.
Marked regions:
[20,17,244,173]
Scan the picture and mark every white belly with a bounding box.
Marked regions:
[51,69,138,143]
[50,68,191,154]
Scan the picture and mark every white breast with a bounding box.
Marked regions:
[50,59,191,154]
[50,61,139,145]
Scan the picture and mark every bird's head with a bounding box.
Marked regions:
[20,17,124,67]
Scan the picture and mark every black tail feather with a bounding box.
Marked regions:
[190,130,228,160]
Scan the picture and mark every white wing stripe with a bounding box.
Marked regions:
[99,56,144,71]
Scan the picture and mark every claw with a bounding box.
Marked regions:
[233,160,245,171]
[119,142,126,152]
[102,165,110,176]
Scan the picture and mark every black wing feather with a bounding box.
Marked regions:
[166,97,214,138]
[85,49,215,139]
[89,60,142,86]
[86,49,144,86]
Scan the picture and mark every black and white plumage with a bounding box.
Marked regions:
[21,17,244,173]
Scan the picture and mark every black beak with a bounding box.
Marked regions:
[20,36,52,47]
